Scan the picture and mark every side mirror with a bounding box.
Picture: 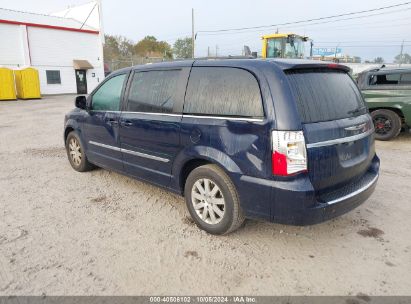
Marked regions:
[75,96,87,110]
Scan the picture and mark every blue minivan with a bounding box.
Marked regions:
[64,59,380,234]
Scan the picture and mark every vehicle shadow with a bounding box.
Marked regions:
[83,155,386,244]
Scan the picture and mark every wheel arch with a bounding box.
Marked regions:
[64,118,82,142]
[64,126,75,142]
[173,147,242,195]
[179,158,212,195]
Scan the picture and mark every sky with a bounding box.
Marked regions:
[0,0,410,62]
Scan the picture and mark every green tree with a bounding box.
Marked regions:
[116,35,134,57]
[157,40,173,59]
[103,34,134,60]
[373,57,384,64]
[395,53,411,64]
[103,34,120,61]
[173,37,193,59]
[134,36,172,58]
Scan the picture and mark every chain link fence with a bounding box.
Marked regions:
[104,57,173,74]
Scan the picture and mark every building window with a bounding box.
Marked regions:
[46,70,61,84]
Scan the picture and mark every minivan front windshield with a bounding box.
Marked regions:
[286,69,367,123]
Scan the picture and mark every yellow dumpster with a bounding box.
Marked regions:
[14,67,41,99]
[0,67,16,100]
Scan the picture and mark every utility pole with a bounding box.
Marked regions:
[399,40,404,67]
[97,0,104,79]
[334,43,340,62]
[215,45,219,58]
[207,46,210,57]
[310,40,314,58]
[192,8,195,59]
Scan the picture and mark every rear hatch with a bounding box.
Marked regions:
[285,67,375,193]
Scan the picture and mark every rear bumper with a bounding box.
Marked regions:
[234,155,380,225]
[283,171,378,225]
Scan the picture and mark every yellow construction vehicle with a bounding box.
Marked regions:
[262,33,310,59]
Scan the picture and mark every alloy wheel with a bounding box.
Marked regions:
[191,178,225,225]
[69,137,82,166]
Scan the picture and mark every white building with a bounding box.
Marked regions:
[0,1,104,95]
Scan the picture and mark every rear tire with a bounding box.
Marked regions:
[371,109,402,141]
[184,164,245,235]
[65,131,94,172]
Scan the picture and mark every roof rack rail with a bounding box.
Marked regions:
[195,55,256,60]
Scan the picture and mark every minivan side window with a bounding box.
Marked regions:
[126,70,181,113]
[184,67,264,117]
[92,74,127,111]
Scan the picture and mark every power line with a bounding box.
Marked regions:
[196,19,411,46]
[318,45,411,50]
[314,44,411,47]
[264,11,411,33]
[194,19,411,53]
[197,1,411,34]
[198,15,411,40]
[293,20,411,33]
[316,40,411,43]
[198,7,411,36]
[199,24,411,50]
[165,12,410,43]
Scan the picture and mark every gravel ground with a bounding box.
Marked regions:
[0,95,410,296]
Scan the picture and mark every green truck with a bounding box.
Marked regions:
[357,67,411,140]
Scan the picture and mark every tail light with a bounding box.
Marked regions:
[272,130,307,176]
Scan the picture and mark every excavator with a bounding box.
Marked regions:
[261,33,312,59]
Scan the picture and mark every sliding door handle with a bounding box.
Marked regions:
[107,118,118,126]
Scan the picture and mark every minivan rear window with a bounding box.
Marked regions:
[286,69,366,123]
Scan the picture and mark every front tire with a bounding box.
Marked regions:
[184,164,245,235]
[371,109,402,141]
[65,131,94,172]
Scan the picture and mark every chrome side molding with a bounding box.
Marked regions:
[89,141,121,151]
[89,110,264,122]
[182,114,264,122]
[89,141,170,163]
[121,148,170,163]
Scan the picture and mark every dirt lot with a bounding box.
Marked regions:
[0,95,410,296]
